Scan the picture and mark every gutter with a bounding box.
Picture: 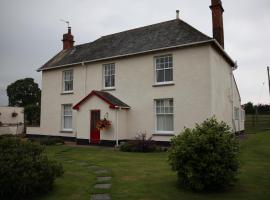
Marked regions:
[37,39,235,72]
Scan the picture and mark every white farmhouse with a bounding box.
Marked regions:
[27,0,245,145]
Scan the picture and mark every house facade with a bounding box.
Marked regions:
[27,0,245,145]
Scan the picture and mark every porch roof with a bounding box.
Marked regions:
[73,90,131,110]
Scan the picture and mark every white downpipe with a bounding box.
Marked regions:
[231,66,236,133]
[115,107,119,147]
[114,106,121,147]
[82,62,87,96]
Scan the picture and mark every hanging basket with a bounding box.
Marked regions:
[96,118,111,131]
[11,112,18,117]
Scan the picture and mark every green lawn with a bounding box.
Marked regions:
[38,131,270,200]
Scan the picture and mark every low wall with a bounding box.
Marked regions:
[26,126,41,135]
[0,124,24,135]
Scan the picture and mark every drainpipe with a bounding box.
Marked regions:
[231,62,238,133]
[81,62,87,96]
[115,106,121,147]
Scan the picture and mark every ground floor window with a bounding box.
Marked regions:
[62,104,72,131]
[155,98,174,133]
[234,107,239,120]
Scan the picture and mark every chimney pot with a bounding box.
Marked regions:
[62,26,74,50]
[176,10,180,19]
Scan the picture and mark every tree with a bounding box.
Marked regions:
[6,78,41,107]
[242,102,255,114]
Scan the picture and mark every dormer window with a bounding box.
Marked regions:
[63,70,73,92]
[155,55,173,84]
[103,63,115,89]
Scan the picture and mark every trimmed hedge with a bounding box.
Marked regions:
[0,136,64,200]
[168,117,240,191]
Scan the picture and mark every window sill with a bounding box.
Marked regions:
[61,91,74,95]
[153,133,175,136]
[153,82,175,87]
[102,88,116,91]
[60,130,73,133]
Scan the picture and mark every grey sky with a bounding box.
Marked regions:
[0,0,269,106]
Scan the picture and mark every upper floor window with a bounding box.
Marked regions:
[155,55,173,84]
[103,63,115,89]
[155,98,174,133]
[63,70,73,92]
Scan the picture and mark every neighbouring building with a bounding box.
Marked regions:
[27,0,245,145]
[0,106,24,135]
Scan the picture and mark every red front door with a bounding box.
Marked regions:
[90,110,100,144]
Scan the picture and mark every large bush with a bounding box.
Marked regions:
[168,117,240,191]
[0,136,64,200]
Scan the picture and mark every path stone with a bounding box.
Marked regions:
[91,194,111,200]
[97,177,112,182]
[94,184,111,189]
[94,169,109,174]
[77,162,89,166]
[88,165,100,170]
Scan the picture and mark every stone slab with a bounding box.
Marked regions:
[91,194,111,200]
[94,184,111,189]
[97,177,112,182]
[94,169,109,174]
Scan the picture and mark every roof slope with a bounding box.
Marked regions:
[73,90,130,110]
[39,19,212,71]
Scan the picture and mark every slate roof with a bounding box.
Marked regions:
[73,90,130,110]
[39,19,213,71]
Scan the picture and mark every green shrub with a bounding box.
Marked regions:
[39,137,65,146]
[168,117,240,191]
[0,136,64,200]
[120,133,157,152]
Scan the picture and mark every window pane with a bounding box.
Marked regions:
[157,115,164,131]
[156,70,165,82]
[165,115,173,131]
[105,76,110,87]
[64,116,72,129]
[165,69,173,82]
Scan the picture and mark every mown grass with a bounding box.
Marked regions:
[38,131,270,200]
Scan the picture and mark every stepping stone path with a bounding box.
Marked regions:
[90,166,112,200]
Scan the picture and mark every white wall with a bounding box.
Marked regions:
[0,107,24,134]
[209,46,244,132]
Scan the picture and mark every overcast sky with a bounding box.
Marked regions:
[0,0,270,106]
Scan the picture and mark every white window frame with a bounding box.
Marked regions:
[234,107,239,120]
[241,109,245,121]
[155,98,174,134]
[62,70,73,93]
[61,104,73,131]
[103,63,115,89]
[154,55,173,85]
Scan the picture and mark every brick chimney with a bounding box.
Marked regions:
[62,27,74,50]
[210,0,224,48]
